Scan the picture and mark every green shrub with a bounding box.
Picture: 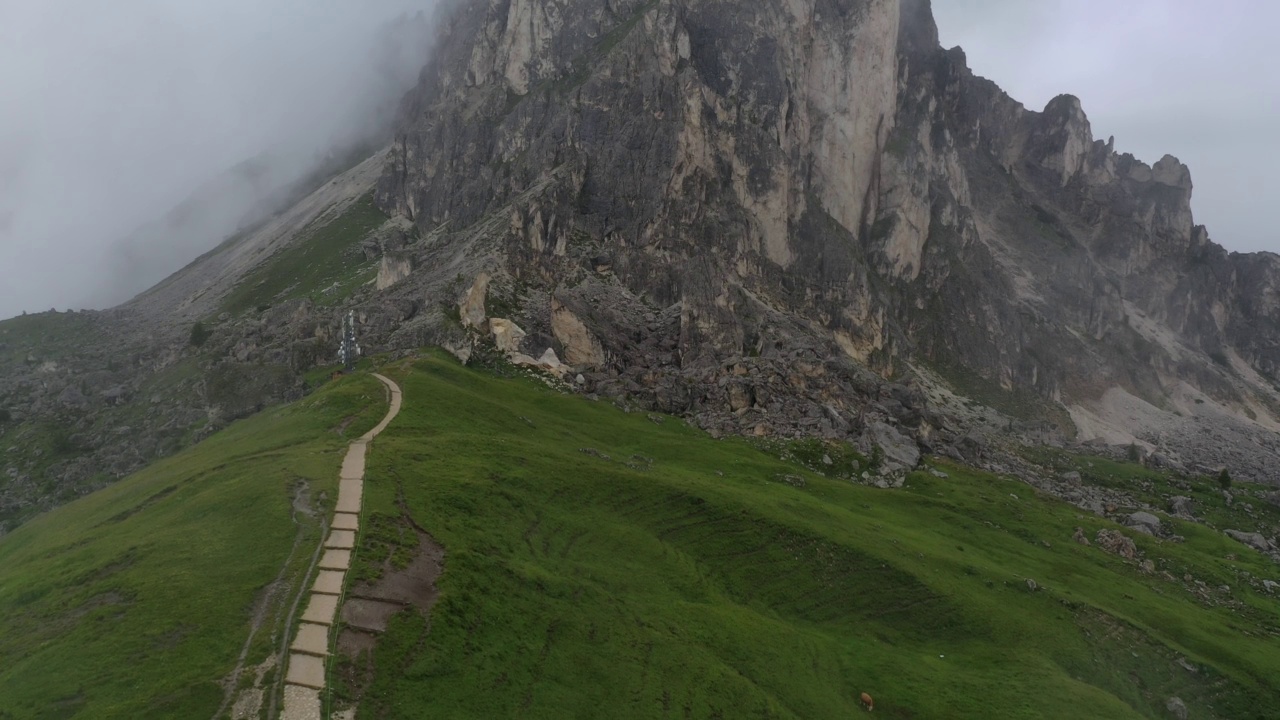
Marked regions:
[1218,468,1233,490]
[189,322,211,347]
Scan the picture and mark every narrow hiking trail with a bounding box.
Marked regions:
[280,373,402,720]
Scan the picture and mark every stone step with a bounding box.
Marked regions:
[319,549,352,571]
[336,480,363,513]
[290,622,331,657]
[312,569,345,596]
[281,684,321,720]
[326,529,356,550]
[340,442,367,480]
[301,593,339,626]
[284,653,326,690]
[332,513,360,531]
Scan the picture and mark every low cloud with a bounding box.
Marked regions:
[0,0,440,319]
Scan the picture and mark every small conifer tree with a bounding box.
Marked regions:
[190,321,211,347]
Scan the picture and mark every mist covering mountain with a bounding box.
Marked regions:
[0,0,441,319]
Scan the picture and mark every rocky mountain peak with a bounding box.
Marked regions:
[366,0,1280,485]
[9,0,1280,534]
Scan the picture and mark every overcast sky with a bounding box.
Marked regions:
[0,0,438,320]
[933,0,1280,255]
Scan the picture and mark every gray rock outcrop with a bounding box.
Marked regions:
[1225,529,1274,553]
[1125,511,1163,536]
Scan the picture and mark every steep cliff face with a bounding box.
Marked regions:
[369,0,1280,480]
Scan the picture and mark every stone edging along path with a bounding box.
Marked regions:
[280,373,402,720]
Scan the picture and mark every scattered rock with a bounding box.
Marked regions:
[1168,495,1194,518]
[58,385,88,408]
[1224,529,1273,553]
[1060,470,1082,485]
[1140,559,1155,574]
[1025,578,1038,592]
[1095,529,1137,559]
[775,474,806,488]
[1165,696,1188,720]
[1072,527,1091,546]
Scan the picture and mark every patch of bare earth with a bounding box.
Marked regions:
[332,526,443,714]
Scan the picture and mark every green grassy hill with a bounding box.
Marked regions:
[3,353,1280,719]
[349,355,1280,720]
[0,374,387,719]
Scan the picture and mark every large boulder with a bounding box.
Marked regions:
[551,297,605,368]
[489,318,527,354]
[1125,511,1162,536]
[1168,495,1195,518]
[510,347,569,379]
[867,422,920,473]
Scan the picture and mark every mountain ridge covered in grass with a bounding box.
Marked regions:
[2,353,1279,718]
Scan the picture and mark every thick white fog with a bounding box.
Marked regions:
[0,0,441,320]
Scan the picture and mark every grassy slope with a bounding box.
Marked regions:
[350,355,1280,719]
[0,374,386,719]
[221,194,386,316]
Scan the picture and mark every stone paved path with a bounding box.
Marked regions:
[280,373,402,720]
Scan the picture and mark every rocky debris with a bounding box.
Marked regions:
[1072,527,1091,546]
[1095,529,1138,560]
[1060,471,1082,485]
[57,385,88,408]
[1125,511,1163,536]
[1168,495,1195,518]
[1165,697,1188,720]
[510,348,569,379]
[1224,529,1275,553]
[775,474,806,489]
[459,273,490,330]
[1263,579,1280,594]
[1025,578,1038,592]
[489,318,526,354]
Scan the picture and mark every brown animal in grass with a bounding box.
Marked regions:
[860,692,874,711]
